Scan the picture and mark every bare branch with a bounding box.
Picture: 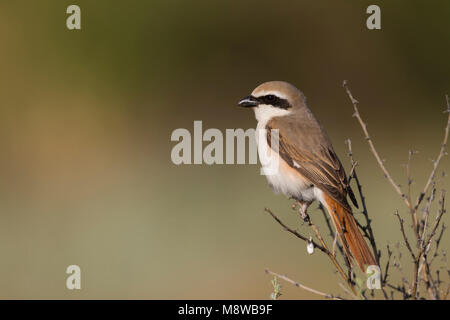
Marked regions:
[338,282,359,300]
[383,245,393,285]
[406,150,416,207]
[264,207,327,253]
[346,139,381,264]
[265,206,357,295]
[343,81,414,226]
[429,223,446,266]
[319,204,346,261]
[424,190,446,253]
[412,191,446,299]
[411,95,450,217]
[265,269,343,300]
[394,211,416,261]
[419,186,436,249]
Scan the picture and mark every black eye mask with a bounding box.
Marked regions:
[258,94,292,109]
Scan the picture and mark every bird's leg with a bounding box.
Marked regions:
[297,200,312,224]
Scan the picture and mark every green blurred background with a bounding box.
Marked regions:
[0,1,448,299]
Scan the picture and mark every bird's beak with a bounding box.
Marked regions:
[238,95,259,108]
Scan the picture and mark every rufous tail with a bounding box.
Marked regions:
[322,193,377,272]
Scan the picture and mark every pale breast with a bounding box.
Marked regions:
[256,123,316,202]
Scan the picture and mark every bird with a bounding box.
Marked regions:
[238,81,377,272]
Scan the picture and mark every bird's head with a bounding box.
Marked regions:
[238,81,306,122]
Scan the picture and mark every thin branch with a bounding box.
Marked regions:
[319,204,346,261]
[339,282,359,300]
[332,230,339,258]
[411,95,450,219]
[414,190,447,298]
[424,190,446,252]
[429,223,446,266]
[386,283,410,299]
[346,138,390,299]
[309,221,348,279]
[264,207,326,253]
[343,81,414,228]
[265,207,357,295]
[265,269,343,300]
[346,139,381,265]
[421,256,438,300]
[406,150,416,208]
[383,244,393,285]
[394,211,416,261]
[412,191,446,299]
[344,82,449,300]
[419,186,436,249]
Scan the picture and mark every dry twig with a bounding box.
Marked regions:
[343,81,449,300]
[265,269,343,300]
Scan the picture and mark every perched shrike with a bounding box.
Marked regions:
[239,81,377,271]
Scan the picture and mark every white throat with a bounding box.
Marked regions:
[254,104,292,128]
[253,103,291,175]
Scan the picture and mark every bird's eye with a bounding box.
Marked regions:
[266,95,276,101]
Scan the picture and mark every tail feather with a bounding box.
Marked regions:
[322,193,377,272]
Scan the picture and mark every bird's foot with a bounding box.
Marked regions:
[297,201,312,224]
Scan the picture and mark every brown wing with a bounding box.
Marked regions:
[266,118,358,211]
